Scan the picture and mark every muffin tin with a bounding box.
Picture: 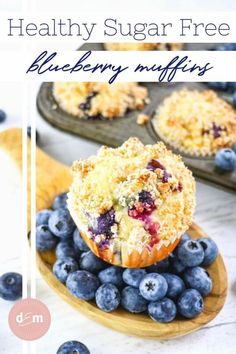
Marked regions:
[37,43,236,191]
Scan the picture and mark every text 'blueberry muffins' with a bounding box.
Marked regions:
[153,89,236,157]
[104,43,182,51]
[68,138,195,268]
[53,82,149,120]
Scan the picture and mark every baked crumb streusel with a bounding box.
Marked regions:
[153,89,236,156]
[104,43,183,51]
[53,82,149,120]
[68,138,195,267]
[137,113,150,125]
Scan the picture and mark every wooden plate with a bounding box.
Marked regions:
[36,43,236,191]
[0,128,228,339]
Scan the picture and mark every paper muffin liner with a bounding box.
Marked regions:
[69,201,182,268]
[80,229,181,268]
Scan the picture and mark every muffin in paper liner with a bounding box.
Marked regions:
[153,88,236,157]
[68,137,195,268]
[104,43,183,51]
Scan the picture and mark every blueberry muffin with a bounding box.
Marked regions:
[68,138,195,268]
[153,89,236,156]
[53,82,149,120]
[104,43,182,51]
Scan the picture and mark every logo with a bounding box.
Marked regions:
[8,298,51,340]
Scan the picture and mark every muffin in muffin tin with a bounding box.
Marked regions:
[104,43,182,51]
[153,89,236,157]
[68,137,195,268]
[53,82,149,120]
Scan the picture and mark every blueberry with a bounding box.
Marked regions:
[227,82,236,93]
[95,283,121,312]
[146,258,169,273]
[36,209,53,226]
[177,289,204,319]
[53,257,78,283]
[0,272,22,301]
[121,286,148,313]
[232,92,236,109]
[48,208,75,238]
[90,209,116,238]
[206,82,228,91]
[128,191,156,218]
[162,273,185,299]
[79,251,107,274]
[147,159,165,171]
[138,190,155,206]
[66,270,100,301]
[73,229,89,252]
[36,225,58,251]
[88,91,98,99]
[178,233,191,246]
[183,267,212,297]
[56,340,90,354]
[212,122,224,139]
[232,142,236,154]
[177,240,204,267]
[216,43,236,51]
[80,102,91,111]
[0,109,7,123]
[98,266,124,287]
[215,148,236,172]
[139,273,168,301]
[56,241,78,260]
[122,268,146,288]
[52,192,68,210]
[172,242,182,258]
[148,298,177,323]
[169,255,186,274]
[27,126,40,143]
[198,237,219,266]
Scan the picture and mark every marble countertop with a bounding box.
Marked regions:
[0,83,236,354]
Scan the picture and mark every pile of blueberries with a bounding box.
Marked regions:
[36,192,219,324]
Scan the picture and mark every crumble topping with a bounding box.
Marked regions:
[137,113,150,125]
[68,138,195,255]
[53,82,149,120]
[153,88,236,156]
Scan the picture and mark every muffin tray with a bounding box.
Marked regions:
[37,43,236,191]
